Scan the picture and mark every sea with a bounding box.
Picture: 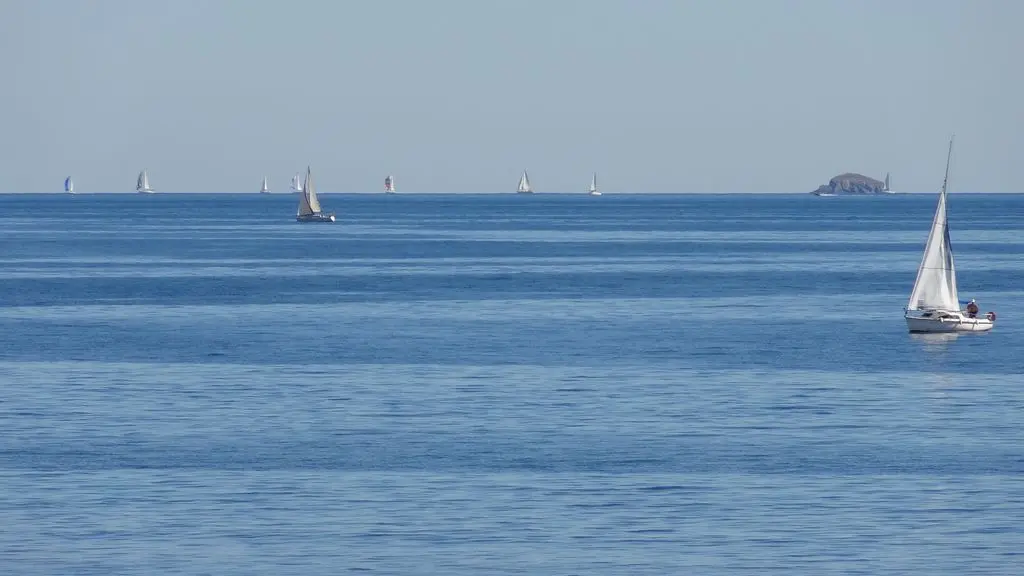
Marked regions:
[1,192,1022,575]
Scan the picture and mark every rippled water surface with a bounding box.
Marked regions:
[1,193,1022,574]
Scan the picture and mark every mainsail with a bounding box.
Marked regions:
[297,166,322,216]
[589,173,597,194]
[385,175,394,193]
[907,138,959,311]
[260,177,270,194]
[291,172,303,193]
[136,170,152,192]
[65,176,74,193]
[517,171,532,193]
[884,173,891,192]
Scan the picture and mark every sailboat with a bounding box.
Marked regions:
[260,177,270,194]
[588,173,601,196]
[296,166,336,222]
[64,176,74,194]
[384,175,395,193]
[136,170,153,193]
[517,171,533,194]
[904,137,994,333]
[291,172,303,194]
[883,172,894,194]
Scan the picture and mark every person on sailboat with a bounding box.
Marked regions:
[965,299,979,318]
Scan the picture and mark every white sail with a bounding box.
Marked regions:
[884,172,891,192]
[291,172,303,193]
[136,170,152,193]
[296,179,313,216]
[297,166,323,217]
[65,176,74,193]
[588,173,599,195]
[384,175,394,193]
[517,171,532,193]
[260,177,270,194]
[907,138,959,311]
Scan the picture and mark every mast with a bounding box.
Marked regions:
[941,137,953,199]
[907,136,958,311]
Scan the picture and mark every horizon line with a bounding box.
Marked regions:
[2,191,1022,195]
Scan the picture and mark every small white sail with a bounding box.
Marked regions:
[588,173,600,195]
[384,175,395,193]
[136,170,153,193]
[306,168,322,213]
[65,176,74,194]
[297,166,323,217]
[517,171,532,193]
[884,173,891,192]
[260,177,270,194]
[291,172,303,193]
[907,139,959,312]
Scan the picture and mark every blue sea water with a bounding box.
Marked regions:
[0,192,1022,574]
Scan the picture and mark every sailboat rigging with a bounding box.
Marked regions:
[136,170,153,193]
[517,171,533,194]
[904,136,994,333]
[296,166,336,222]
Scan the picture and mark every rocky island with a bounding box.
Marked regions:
[811,173,887,195]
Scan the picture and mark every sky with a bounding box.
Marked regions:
[1,0,1021,193]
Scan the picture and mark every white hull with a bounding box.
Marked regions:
[137,189,154,194]
[905,312,994,333]
[589,191,602,196]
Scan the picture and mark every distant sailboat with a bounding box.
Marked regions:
[296,166,336,222]
[136,170,153,193]
[384,175,395,193]
[260,177,270,194]
[517,171,533,194]
[64,176,74,194]
[883,172,894,194]
[904,137,994,333]
[291,172,303,194]
[588,172,601,196]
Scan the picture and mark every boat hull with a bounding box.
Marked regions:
[516,191,533,194]
[905,313,994,333]
[296,212,336,223]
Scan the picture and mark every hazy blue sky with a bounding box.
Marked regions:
[2,0,1021,193]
